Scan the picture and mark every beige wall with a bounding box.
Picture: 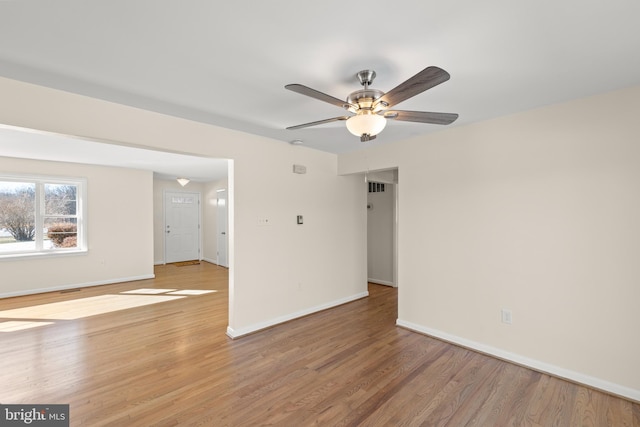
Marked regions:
[0,157,154,296]
[231,146,367,332]
[0,76,367,337]
[339,85,640,400]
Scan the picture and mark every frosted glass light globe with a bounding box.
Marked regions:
[346,113,386,137]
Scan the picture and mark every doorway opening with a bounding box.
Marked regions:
[366,168,398,288]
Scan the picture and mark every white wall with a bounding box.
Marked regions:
[0,157,153,297]
[0,76,367,337]
[338,85,640,401]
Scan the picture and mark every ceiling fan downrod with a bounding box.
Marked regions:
[356,70,376,89]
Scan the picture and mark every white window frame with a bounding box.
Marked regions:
[0,173,87,260]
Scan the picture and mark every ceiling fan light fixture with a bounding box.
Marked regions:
[285,66,457,141]
[346,113,386,138]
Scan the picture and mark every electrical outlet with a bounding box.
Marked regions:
[501,309,513,325]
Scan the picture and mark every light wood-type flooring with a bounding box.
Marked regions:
[1,262,638,426]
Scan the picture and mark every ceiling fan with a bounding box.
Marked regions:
[285,66,458,142]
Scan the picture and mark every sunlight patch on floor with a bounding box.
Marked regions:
[167,290,218,295]
[0,288,219,332]
[0,294,186,320]
[120,288,178,294]
[0,320,54,332]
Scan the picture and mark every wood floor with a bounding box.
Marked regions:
[1,262,638,426]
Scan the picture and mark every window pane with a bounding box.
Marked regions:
[0,177,84,257]
[45,218,78,249]
[0,182,36,252]
[45,184,77,215]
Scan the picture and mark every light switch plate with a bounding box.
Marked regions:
[293,164,307,174]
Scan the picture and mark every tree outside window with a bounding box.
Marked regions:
[44,183,78,248]
[0,182,35,244]
[0,177,84,256]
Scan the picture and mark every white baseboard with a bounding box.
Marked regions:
[368,278,395,287]
[227,291,369,339]
[396,319,640,403]
[0,274,156,299]
[201,257,228,267]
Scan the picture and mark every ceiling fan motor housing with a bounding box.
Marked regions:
[346,88,385,113]
[346,70,389,114]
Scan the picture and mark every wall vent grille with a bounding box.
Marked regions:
[368,182,385,193]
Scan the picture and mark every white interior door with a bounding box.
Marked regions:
[165,191,200,263]
[216,189,228,267]
[367,180,396,287]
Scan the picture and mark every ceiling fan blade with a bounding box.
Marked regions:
[285,84,353,109]
[377,66,451,108]
[286,116,351,130]
[383,110,459,125]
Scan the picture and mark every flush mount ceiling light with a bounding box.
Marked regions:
[285,67,458,142]
[176,178,190,187]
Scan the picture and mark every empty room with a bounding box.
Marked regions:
[1,1,639,425]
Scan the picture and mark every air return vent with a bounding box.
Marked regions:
[368,182,385,193]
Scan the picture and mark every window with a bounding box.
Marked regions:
[0,175,86,258]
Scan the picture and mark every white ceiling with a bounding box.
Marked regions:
[1,1,640,176]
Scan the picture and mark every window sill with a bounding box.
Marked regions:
[0,249,88,261]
